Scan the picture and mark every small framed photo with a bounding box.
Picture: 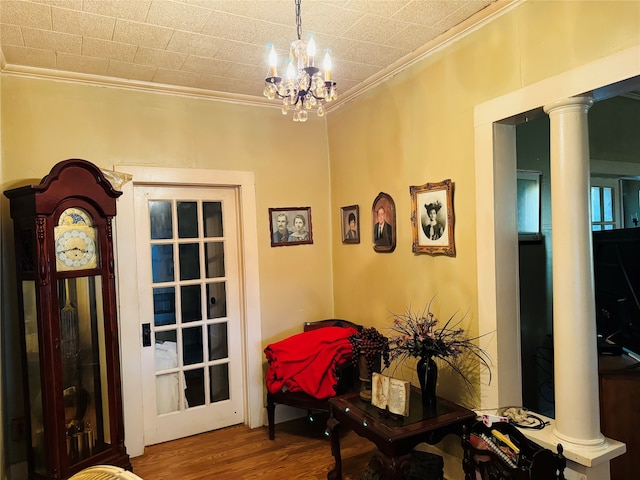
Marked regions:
[372,192,396,253]
[410,179,455,256]
[269,207,313,247]
[341,205,360,244]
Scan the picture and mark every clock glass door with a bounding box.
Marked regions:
[134,186,243,445]
[57,275,110,467]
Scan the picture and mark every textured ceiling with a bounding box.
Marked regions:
[0,0,503,107]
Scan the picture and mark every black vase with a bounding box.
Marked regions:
[416,356,438,407]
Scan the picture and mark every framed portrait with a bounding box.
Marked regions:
[410,179,455,256]
[341,205,360,244]
[269,207,313,247]
[372,192,396,253]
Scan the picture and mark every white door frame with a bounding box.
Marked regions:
[113,166,262,457]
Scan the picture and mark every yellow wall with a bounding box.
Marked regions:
[328,0,640,402]
[0,76,335,343]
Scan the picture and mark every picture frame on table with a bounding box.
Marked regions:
[410,179,455,256]
[341,205,360,244]
[269,207,313,247]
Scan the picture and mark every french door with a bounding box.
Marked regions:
[133,186,244,445]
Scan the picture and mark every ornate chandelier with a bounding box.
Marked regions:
[263,0,337,122]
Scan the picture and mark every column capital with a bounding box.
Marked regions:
[544,96,594,115]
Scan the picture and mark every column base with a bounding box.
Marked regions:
[551,427,606,451]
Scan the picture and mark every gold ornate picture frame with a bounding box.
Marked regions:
[410,179,455,256]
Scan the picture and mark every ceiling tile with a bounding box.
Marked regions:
[113,19,173,50]
[213,39,265,66]
[51,6,115,40]
[83,37,137,62]
[153,67,201,88]
[2,44,56,68]
[393,0,476,27]
[83,0,151,22]
[181,55,231,76]
[386,23,442,52]
[145,0,213,33]
[205,0,294,26]
[107,60,157,82]
[434,1,493,30]
[303,3,365,37]
[224,61,263,82]
[202,10,274,46]
[1,0,52,30]
[343,0,410,17]
[340,41,407,68]
[167,30,223,57]
[22,27,82,54]
[1,23,25,46]
[134,47,187,70]
[342,14,408,43]
[39,0,83,10]
[56,51,109,75]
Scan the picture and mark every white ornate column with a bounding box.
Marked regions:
[544,96,604,449]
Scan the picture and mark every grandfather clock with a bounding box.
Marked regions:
[4,159,131,479]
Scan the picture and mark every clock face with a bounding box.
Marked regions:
[55,228,97,270]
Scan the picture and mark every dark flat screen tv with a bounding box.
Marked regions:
[593,228,640,356]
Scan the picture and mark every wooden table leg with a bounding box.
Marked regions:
[376,451,412,480]
[326,416,342,480]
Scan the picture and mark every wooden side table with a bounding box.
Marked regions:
[327,388,476,480]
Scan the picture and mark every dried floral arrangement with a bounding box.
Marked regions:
[387,298,492,389]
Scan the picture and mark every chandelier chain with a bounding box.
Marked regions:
[295,0,302,41]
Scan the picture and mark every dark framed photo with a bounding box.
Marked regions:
[410,179,455,256]
[269,207,313,247]
[341,205,360,244]
[372,192,396,253]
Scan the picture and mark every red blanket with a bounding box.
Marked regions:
[265,326,357,399]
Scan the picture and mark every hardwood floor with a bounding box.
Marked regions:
[130,414,376,480]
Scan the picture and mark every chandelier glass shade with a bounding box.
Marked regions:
[263,0,337,122]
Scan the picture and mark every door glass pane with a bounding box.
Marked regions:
[151,245,174,283]
[184,369,205,407]
[181,285,202,323]
[591,187,602,222]
[179,243,200,281]
[153,287,175,326]
[205,242,225,278]
[208,323,228,361]
[156,373,179,414]
[603,187,613,222]
[155,334,177,371]
[203,202,223,237]
[210,364,230,403]
[177,201,198,238]
[183,326,203,366]
[149,201,173,239]
[206,283,227,319]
